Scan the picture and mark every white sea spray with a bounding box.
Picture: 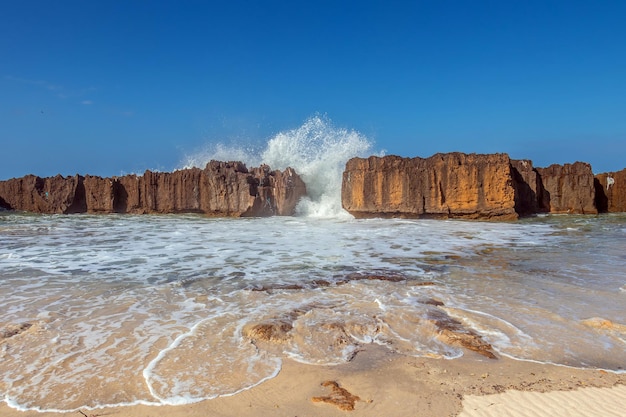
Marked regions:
[260,115,376,217]
[179,115,379,217]
[3,144,626,411]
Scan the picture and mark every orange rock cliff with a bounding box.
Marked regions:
[1,154,625,219]
[341,153,624,220]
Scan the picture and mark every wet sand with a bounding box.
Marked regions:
[1,345,624,417]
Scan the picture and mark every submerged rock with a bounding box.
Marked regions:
[581,317,626,333]
[247,271,434,292]
[427,309,498,359]
[1,322,33,339]
[242,298,497,362]
[243,319,294,344]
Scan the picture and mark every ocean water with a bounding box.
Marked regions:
[1,117,625,412]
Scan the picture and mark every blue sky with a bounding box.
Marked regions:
[1,0,625,179]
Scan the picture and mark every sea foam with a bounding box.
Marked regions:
[3,117,626,411]
[180,115,377,217]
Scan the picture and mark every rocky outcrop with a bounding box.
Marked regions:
[510,160,598,215]
[594,169,626,213]
[0,162,306,216]
[3,153,623,219]
[510,159,541,216]
[534,162,597,214]
[342,153,518,220]
[0,174,86,214]
[343,154,607,220]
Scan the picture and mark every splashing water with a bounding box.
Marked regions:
[180,142,263,171]
[180,115,377,217]
[3,213,625,411]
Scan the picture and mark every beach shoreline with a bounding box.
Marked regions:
[3,215,625,416]
[2,345,624,417]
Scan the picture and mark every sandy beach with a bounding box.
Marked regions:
[2,345,624,417]
[3,215,626,416]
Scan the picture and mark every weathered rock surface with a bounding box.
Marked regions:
[343,153,609,219]
[342,153,518,220]
[510,159,541,216]
[3,153,624,219]
[242,282,498,361]
[594,169,626,213]
[0,161,306,216]
[427,309,498,359]
[0,174,83,214]
[1,322,33,339]
[535,162,597,214]
[511,160,598,215]
[311,381,362,411]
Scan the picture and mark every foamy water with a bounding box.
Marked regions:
[181,115,378,218]
[1,118,626,411]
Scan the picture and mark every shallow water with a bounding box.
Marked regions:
[1,212,625,411]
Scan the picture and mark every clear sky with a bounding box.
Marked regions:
[1,0,625,179]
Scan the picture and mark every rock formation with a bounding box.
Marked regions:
[342,153,518,220]
[343,153,607,220]
[311,381,362,411]
[0,161,306,217]
[243,276,498,361]
[594,169,626,213]
[1,323,33,340]
[510,160,598,215]
[3,153,625,219]
[426,308,497,359]
[510,159,541,216]
[534,162,597,214]
[0,174,83,214]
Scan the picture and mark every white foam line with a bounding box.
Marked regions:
[495,352,626,375]
[142,315,219,403]
[443,307,532,336]
[284,351,347,366]
[141,310,284,406]
[2,394,161,413]
[443,307,626,374]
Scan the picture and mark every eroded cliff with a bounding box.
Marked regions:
[2,154,624,220]
[511,160,597,215]
[595,169,626,213]
[343,153,607,220]
[342,153,518,220]
[0,161,306,216]
[535,162,597,214]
